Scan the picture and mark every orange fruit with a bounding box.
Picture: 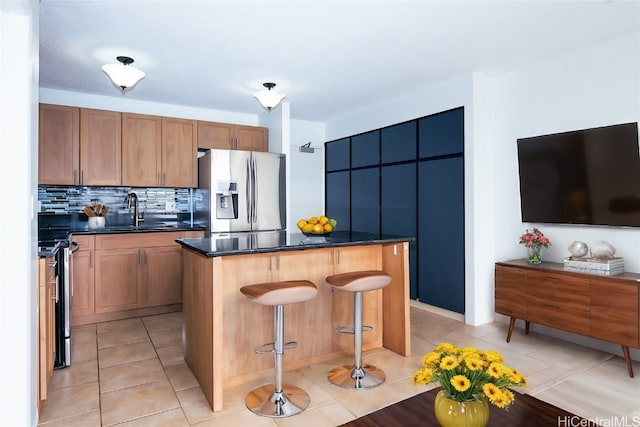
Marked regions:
[312,224,323,233]
[323,223,333,232]
[319,216,329,225]
[308,216,319,225]
[297,219,307,230]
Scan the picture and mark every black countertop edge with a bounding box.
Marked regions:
[176,230,414,258]
[70,224,207,236]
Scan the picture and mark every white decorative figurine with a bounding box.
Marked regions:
[590,241,616,260]
[567,241,589,259]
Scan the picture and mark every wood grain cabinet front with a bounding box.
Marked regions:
[70,235,95,324]
[38,104,80,185]
[197,120,268,152]
[495,260,640,378]
[37,256,56,410]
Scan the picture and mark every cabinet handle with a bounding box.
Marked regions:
[162,172,166,187]
[73,170,78,184]
[394,245,397,256]
[80,170,84,185]
[158,173,161,186]
[89,252,93,268]
[143,249,147,265]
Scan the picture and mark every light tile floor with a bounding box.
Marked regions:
[38,305,640,426]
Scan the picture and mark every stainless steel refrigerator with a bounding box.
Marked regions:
[197,149,286,233]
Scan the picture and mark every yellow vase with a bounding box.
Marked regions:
[434,390,489,427]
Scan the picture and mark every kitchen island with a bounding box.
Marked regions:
[176,231,412,412]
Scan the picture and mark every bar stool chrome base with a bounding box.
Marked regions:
[245,384,311,418]
[328,364,386,389]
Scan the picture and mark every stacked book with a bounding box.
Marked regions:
[563,257,624,276]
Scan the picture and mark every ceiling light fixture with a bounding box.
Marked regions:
[102,56,145,92]
[254,82,286,111]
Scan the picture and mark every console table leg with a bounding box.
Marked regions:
[525,321,530,335]
[506,317,516,343]
[622,346,634,378]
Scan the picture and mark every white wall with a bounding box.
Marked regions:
[493,31,640,360]
[0,1,39,425]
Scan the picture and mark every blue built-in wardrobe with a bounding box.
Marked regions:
[325,107,465,314]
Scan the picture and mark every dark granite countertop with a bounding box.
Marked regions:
[176,230,414,257]
[70,222,207,235]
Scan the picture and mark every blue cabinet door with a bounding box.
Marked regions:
[351,131,380,168]
[326,138,350,172]
[381,121,417,164]
[381,163,418,298]
[325,171,351,232]
[419,107,464,158]
[418,156,464,313]
[351,168,380,233]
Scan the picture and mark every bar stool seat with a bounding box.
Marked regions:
[326,270,391,389]
[240,280,318,418]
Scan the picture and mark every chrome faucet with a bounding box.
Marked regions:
[125,192,144,227]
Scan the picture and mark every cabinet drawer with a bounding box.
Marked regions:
[72,234,94,251]
[95,231,194,250]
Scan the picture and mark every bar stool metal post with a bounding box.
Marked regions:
[240,280,318,418]
[326,270,392,389]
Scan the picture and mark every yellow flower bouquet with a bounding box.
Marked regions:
[412,342,527,409]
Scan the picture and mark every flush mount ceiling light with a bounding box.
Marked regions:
[101,56,145,93]
[254,82,286,111]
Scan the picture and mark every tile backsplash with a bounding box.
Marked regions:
[38,186,192,216]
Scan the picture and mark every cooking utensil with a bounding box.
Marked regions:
[83,206,96,217]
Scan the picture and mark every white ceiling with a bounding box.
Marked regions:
[39,0,640,122]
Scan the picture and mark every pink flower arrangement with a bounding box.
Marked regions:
[518,228,551,248]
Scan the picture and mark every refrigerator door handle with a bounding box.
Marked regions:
[246,158,252,224]
[251,157,257,223]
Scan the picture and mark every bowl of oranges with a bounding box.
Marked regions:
[297,215,337,236]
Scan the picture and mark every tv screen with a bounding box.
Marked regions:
[517,122,640,227]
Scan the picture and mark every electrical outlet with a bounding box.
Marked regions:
[165,201,176,211]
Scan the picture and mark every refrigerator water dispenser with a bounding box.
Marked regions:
[216,181,238,219]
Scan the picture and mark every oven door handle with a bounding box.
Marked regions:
[70,241,80,254]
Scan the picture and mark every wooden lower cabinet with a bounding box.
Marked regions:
[495,260,640,377]
[72,230,203,325]
[38,256,56,410]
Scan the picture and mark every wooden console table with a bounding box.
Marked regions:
[495,259,639,378]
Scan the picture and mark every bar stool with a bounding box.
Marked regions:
[326,270,392,389]
[240,280,318,418]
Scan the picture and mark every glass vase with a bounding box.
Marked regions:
[527,245,542,264]
[434,390,489,427]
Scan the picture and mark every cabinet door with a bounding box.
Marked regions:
[351,131,379,168]
[494,264,527,318]
[418,156,464,313]
[526,271,590,336]
[141,246,182,306]
[381,121,416,164]
[418,107,464,158]
[236,125,268,152]
[122,113,162,186]
[325,171,351,232]
[71,247,95,323]
[197,121,234,150]
[161,117,197,187]
[80,108,122,185]
[39,104,80,185]
[351,167,380,234]
[326,138,350,172]
[381,163,417,298]
[590,279,639,347]
[94,248,141,313]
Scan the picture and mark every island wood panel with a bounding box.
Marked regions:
[382,242,411,356]
[590,279,639,347]
[181,248,218,411]
[525,271,590,336]
[182,242,410,412]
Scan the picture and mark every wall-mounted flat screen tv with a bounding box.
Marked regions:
[517,122,640,227]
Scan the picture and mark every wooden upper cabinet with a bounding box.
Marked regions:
[80,108,122,185]
[39,104,80,185]
[122,113,162,187]
[161,117,197,187]
[197,120,267,152]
